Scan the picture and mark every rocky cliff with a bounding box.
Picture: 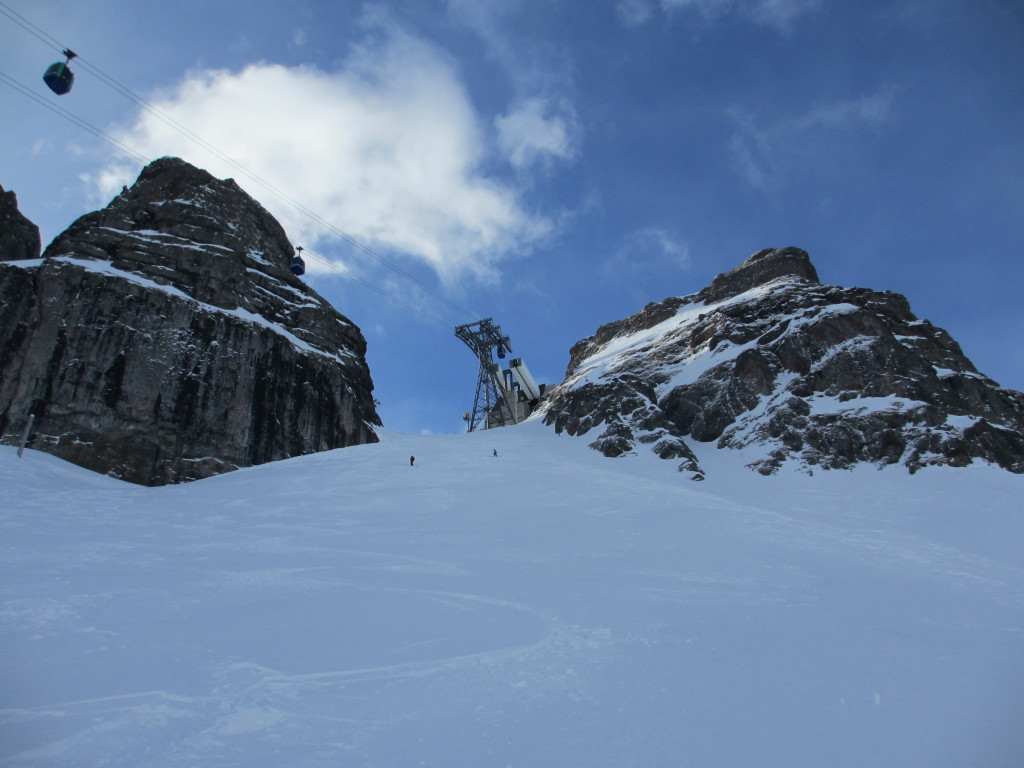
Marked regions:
[543,247,1024,477]
[0,157,380,485]
[0,184,41,263]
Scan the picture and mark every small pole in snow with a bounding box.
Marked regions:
[17,414,35,458]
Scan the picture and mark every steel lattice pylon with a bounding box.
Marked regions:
[455,318,512,431]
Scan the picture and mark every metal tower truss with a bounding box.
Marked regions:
[455,318,514,432]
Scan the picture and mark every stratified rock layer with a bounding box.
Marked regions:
[0,157,380,484]
[543,247,1024,476]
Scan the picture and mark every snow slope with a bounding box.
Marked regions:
[2,421,1023,767]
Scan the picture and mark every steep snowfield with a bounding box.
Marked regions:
[2,421,1023,767]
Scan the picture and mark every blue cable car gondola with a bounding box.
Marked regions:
[43,49,77,96]
[290,246,306,276]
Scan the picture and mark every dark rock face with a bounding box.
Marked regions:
[0,157,380,485]
[704,246,818,302]
[544,247,1024,475]
[0,185,41,262]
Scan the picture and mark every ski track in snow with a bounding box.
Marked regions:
[2,420,1023,767]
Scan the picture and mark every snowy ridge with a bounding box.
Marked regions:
[567,279,858,394]
[2,422,1023,767]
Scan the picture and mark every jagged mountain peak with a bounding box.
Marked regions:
[0,183,41,263]
[542,247,1024,477]
[702,246,819,302]
[111,156,291,266]
[1,157,380,485]
[46,156,295,313]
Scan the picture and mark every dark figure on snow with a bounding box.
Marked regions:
[493,449,498,457]
[410,456,415,467]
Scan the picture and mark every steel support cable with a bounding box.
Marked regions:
[0,69,453,326]
[0,70,450,328]
[0,0,481,323]
[0,2,57,50]
[302,248,452,329]
[0,70,149,163]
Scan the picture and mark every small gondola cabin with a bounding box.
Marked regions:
[43,61,74,95]
[43,50,77,96]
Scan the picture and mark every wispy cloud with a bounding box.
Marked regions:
[728,112,778,190]
[618,0,823,30]
[792,89,897,130]
[495,97,579,169]
[604,227,691,276]
[728,88,898,189]
[446,0,572,90]
[616,0,655,27]
[661,0,732,19]
[446,0,579,151]
[749,0,823,29]
[89,23,553,286]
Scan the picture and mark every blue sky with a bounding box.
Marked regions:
[2,0,1022,434]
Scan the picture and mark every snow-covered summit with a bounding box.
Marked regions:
[542,247,1024,476]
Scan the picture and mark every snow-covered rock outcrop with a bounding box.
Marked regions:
[543,247,1024,476]
[0,157,380,485]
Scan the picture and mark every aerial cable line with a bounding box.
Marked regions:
[0,1,60,51]
[0,67,454,327]
[303,248,452,330]
[0,70,148,163]
[0,66,452,327]
[0,0,481,323]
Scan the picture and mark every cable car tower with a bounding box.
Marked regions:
[456,319,546,432]
[456,319,512,431]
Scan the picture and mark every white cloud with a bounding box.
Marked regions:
[444,0,520,65]
[727,89,897,189]
[749,0,822,29]
[792,89,897,130]
[661,0,732,18]
[446,0,578,121]
[30,138,53,156]
[495,97,578,169]
[616,0,655,27]
[91,26,551,286]
[621,0,822,29]
[728,111,778,190]
[605,227,691,276]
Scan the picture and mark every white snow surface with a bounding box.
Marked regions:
[2,421,1023,767]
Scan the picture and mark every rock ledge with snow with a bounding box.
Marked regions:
[542,247,1024,476]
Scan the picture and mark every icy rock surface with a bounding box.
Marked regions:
[0,157,379,485]
[543,247,1024,475]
